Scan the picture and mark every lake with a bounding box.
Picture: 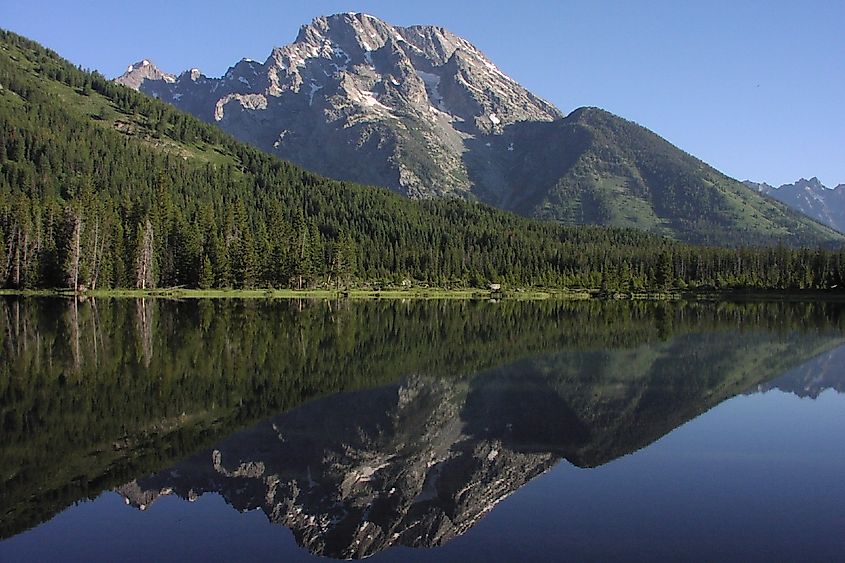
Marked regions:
[1,297,844,561]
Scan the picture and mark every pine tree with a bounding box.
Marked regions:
[265,202,290,287]
[308,222,324,284]
[656,252,674,290]
[231,230,258,288]
[11,136,24,163]
[330,231,357,289]
[209,233,230,288]
[198,255,213,290]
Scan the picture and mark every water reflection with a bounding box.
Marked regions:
[115,339,845,558]
[756,344,845,397]
[1,297,844,558]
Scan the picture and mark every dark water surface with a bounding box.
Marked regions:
[1,297,844,561]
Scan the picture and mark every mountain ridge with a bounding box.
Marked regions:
[745,177,845,233]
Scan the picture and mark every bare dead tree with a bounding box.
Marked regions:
[135,219,155,290]
[3,224,16,283]
[22,234,28,286]
[12,228,22,287]
[89,217,105,290]
[66,208,82,291]
[135,298,153,367]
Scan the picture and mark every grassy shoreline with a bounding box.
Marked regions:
[2,287,845,301]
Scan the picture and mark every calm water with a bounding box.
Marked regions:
[1,297,844,561]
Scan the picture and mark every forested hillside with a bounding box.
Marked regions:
[1,30,844,292]
[509,108,843,245]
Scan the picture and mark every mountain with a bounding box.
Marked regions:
[0,30,688,292]
[3,29,845,295]
[116,59,176,90]
[117,14,562,200]
[495,108,843,244]
[116,12,842,246]
[745,177,845,233]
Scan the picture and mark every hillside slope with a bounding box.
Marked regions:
[503,108,842,245]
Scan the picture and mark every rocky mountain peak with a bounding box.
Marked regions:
[117,59,175,90]
[746,176,845,233]
[179,67,203,81]
[400,24,473,66]
[794,176,826,191]
[743,179,777,193]
[115,12,561,198]
[297,12,394,52]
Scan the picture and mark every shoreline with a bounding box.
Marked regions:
[2,287,845,302]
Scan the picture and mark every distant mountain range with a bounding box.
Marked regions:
[745,177,845,233]
[116,12,841,246]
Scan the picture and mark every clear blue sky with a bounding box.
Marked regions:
[4,0,844,187]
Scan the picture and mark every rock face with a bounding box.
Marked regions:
[117,59,176,90]
[117,13,560,200]
[115,12,844,246]
[746,177,845,233]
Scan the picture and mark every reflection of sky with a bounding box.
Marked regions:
[3,390,844,562]
[449,390,845,562]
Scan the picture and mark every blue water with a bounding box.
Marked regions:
[3,390,843,562]
[3,298,845,561]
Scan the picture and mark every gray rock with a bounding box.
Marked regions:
[116,12,560,201]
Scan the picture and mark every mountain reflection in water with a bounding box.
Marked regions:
[1,297,844,559]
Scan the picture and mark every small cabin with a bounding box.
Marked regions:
[489,283,502,291]
[401,278,412,288]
